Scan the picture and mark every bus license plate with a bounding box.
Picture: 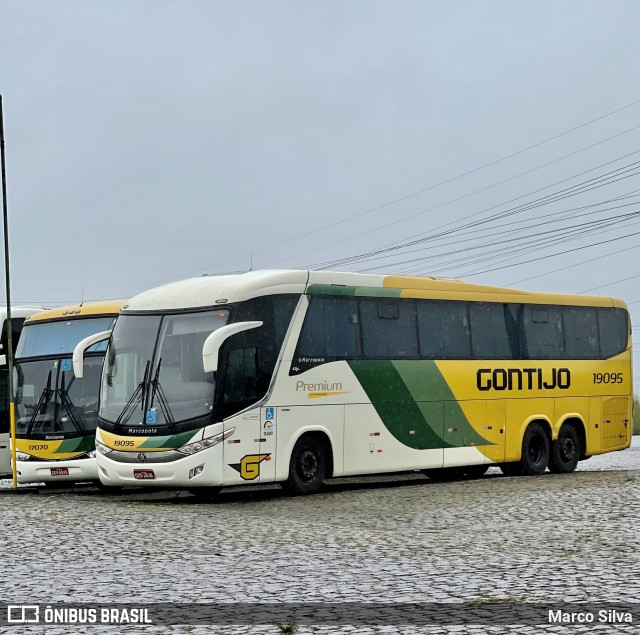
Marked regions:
[50,467,69,476]
[133,469,155,480]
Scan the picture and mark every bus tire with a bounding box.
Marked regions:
[548,425,580,474]
[520,422,550,475]
[283,435,326,496]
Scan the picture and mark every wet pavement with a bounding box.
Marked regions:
[1,442,639,634]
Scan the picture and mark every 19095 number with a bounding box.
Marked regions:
[593,372,623,384]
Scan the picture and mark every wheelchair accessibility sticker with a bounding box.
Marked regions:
[61,359,72,372]
[145,409,157,425]
[263,407,275,436]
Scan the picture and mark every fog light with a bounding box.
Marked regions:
[189,464,205,479]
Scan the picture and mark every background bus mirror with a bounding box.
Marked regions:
[72,330,112,378]
[0,354,5,366]
[202,321,263,374]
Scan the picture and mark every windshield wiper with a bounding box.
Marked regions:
[58,370,84,434]
[147,358,175,427]
[26,370,53,436]
[114,360,150,427]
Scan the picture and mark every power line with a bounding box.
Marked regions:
[304,154,640,271]
[103,99,640,297]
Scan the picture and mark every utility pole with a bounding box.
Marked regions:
[0,94,17,488]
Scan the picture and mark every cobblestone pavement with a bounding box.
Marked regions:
[1,442,639,635]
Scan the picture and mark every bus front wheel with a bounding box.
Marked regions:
[548,426,580,474]
[283,435,326,496]
[520,422,550,475]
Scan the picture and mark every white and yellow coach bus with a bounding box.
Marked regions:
[75,270,631,495]
[13,300,126,485]
[0,306,46,476]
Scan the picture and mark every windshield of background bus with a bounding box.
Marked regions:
[16,317,117,358]
[100,311,229,426]
[15,356,106,435]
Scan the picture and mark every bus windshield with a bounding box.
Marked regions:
[15,356,106,436]
[100,310,229,429]
[16,317,117,358]
[14,317,118,438]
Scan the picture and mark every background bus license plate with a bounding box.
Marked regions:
[134,469,155,480]
[50,467,69,476]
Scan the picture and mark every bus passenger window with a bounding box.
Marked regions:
[360,298,418,358]
[519,304,563,359]
[469,303,518,360]
[296,297,360,359]
[598,307,628,358]
[563,306,599,359]
[417,300,471,359]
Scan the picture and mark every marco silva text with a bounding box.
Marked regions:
[549,609,633,624]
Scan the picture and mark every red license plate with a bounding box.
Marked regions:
[50,467,69,476]
[133,469,155,480]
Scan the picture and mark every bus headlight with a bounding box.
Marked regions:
[16,451,31,461]
[176,428,235,456]
[86,450,97,459]
[95,439,113,456]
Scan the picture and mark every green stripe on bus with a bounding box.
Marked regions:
[57,435,96,453]
[139,429,196,449]
[393,360,492,448]
[348,360,492,449]
[348,360,452,450]
[306,284,401,297]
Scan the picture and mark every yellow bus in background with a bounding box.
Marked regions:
[13,300,126,486]
[0,306,46,476]
[73,271,631,495]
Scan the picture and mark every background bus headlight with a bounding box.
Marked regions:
[16,451,31,461]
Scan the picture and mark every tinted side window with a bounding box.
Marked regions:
[520,304,564,359]
[563,306,599,358]
[218,294,299,418]
[0,318,26,357]
[360,298,418,358]
[598,307,628,358]
[417,300,471,359]
[469,303,518,359]
[296,296,360,359]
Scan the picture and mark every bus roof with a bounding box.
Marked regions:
[24,299,128,324]
[120,270,626,312]
[0,306,48,321]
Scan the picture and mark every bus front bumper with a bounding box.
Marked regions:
[17,457,98,484]
[96,444,224,488]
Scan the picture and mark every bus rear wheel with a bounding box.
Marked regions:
[283,435,326,496]
[549,426,580,474]
[520,422,550,475]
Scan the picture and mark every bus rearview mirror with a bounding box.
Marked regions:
[202,321,263,374]
[72,330,112,378]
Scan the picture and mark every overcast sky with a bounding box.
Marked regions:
[1,1,640,380]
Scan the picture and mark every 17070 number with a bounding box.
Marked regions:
[593,372,623,384]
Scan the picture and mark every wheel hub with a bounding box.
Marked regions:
[298,450,318,481]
